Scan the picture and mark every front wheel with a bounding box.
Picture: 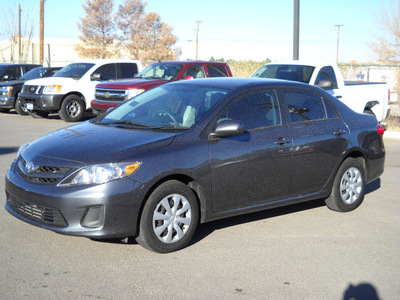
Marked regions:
[325,158,366,212]
[15,97,29,115]
[136,180,199,253]
[59,95,85,122]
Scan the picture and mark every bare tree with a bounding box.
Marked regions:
[369,0,400,62]
[0,5,34,63]
[116,0,176,61]
[75,0,118,59]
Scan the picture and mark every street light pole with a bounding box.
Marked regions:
[195,20,202,60]
[335,24,343,64]
[293,0,300,60]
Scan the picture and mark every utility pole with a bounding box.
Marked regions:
[195,21,202,60]
[40,0,44,65]
[335,24,343,64]
[19,4,21,61]
[293,0,300,60]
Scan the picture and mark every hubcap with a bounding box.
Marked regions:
[66,101,80,117]
[340,167,362,204]
[153,194,192,243]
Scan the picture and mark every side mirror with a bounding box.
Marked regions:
[316,80,333,89]
[183,75,195,80]
[210,120,245,138]
[91,73,103,81]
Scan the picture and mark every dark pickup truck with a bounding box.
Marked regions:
[91,61,233,115]
[0,67,60,115]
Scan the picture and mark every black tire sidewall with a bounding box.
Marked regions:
[330,158,366,212]
[59,95,85,122]
[15,97,29,115]
[137,181,199,253]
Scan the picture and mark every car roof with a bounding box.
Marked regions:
[153,61,228,65]
[169,77,314,90]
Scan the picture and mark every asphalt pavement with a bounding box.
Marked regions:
[0,112,399,300]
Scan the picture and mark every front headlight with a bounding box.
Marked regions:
[17,142,30,157]
[58,162,141,186]
[43,85,62,94]
[126,89,145,100]
[0,86,13,96]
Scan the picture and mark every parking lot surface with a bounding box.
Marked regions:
[1,112,399,299]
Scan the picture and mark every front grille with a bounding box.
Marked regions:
[18,158,72,185]
[95,88,127,102]
[8,196,67,227]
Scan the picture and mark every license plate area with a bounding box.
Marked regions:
[26,103,33,111]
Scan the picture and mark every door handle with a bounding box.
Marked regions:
[335,95,342,99]
[275,137,291,145]
[333,129,346,136]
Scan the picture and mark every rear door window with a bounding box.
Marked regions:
[207,64,229,77]
[283,89,333,123]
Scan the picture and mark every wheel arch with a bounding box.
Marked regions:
[62,92,86,110]
[135,174,207,236]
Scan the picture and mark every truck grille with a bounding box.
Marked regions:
[7,196,67,227]
[18,158,72,185]
[95,88,127,102]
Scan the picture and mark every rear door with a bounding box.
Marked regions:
[208,89,292,213]
[281,87,349,197]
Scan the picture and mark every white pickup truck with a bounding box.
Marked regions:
[19,60,142,122]
[252,61,390,122]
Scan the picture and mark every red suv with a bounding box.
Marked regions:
[91,61,233,115]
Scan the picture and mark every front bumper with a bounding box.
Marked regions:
[91,99,120,115]
[5,159,145,238]
[0,96,15,109]
[19,93,64,112]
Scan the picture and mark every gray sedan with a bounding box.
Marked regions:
[5,78,385,253]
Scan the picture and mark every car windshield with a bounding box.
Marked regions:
[252,64,315,83]
[135,63,184,81]
[94,83,230,130]
[20,67,47,80]
[53,63,95,79]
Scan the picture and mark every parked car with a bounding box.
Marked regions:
[18,60,143,122]
[5,78,385,253]
[252,61,390,123]
[0,67,61,115]
[91,61,233,115]
[0,63,42,82]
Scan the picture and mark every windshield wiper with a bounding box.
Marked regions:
[151,125,189,131]
[96,120,150,127]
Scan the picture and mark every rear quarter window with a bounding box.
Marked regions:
[119,63,138,79]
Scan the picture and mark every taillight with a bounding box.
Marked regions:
[377,125,385,136]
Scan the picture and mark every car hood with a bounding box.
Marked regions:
[0,80,24,86]
[96,79,168,90]
[23,121,176,166]
[24,76,80,86]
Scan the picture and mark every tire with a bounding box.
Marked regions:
[59,95,85,122]
[325,158,366,212]
[0,108,10,113]
[136,180,199,253]
[15,97,29,116]
[27,110,49,118]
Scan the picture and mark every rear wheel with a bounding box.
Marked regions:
[136,180,199,253]
[59,95,85,122]
[325,158,365,212]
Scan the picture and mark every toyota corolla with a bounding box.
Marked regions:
[5,78,385,253]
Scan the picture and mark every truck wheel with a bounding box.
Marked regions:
[325,157,365,212]
[136,180,199,253]
[59,95,85,122]
[15,97,29,116]
[27,110,49,118]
